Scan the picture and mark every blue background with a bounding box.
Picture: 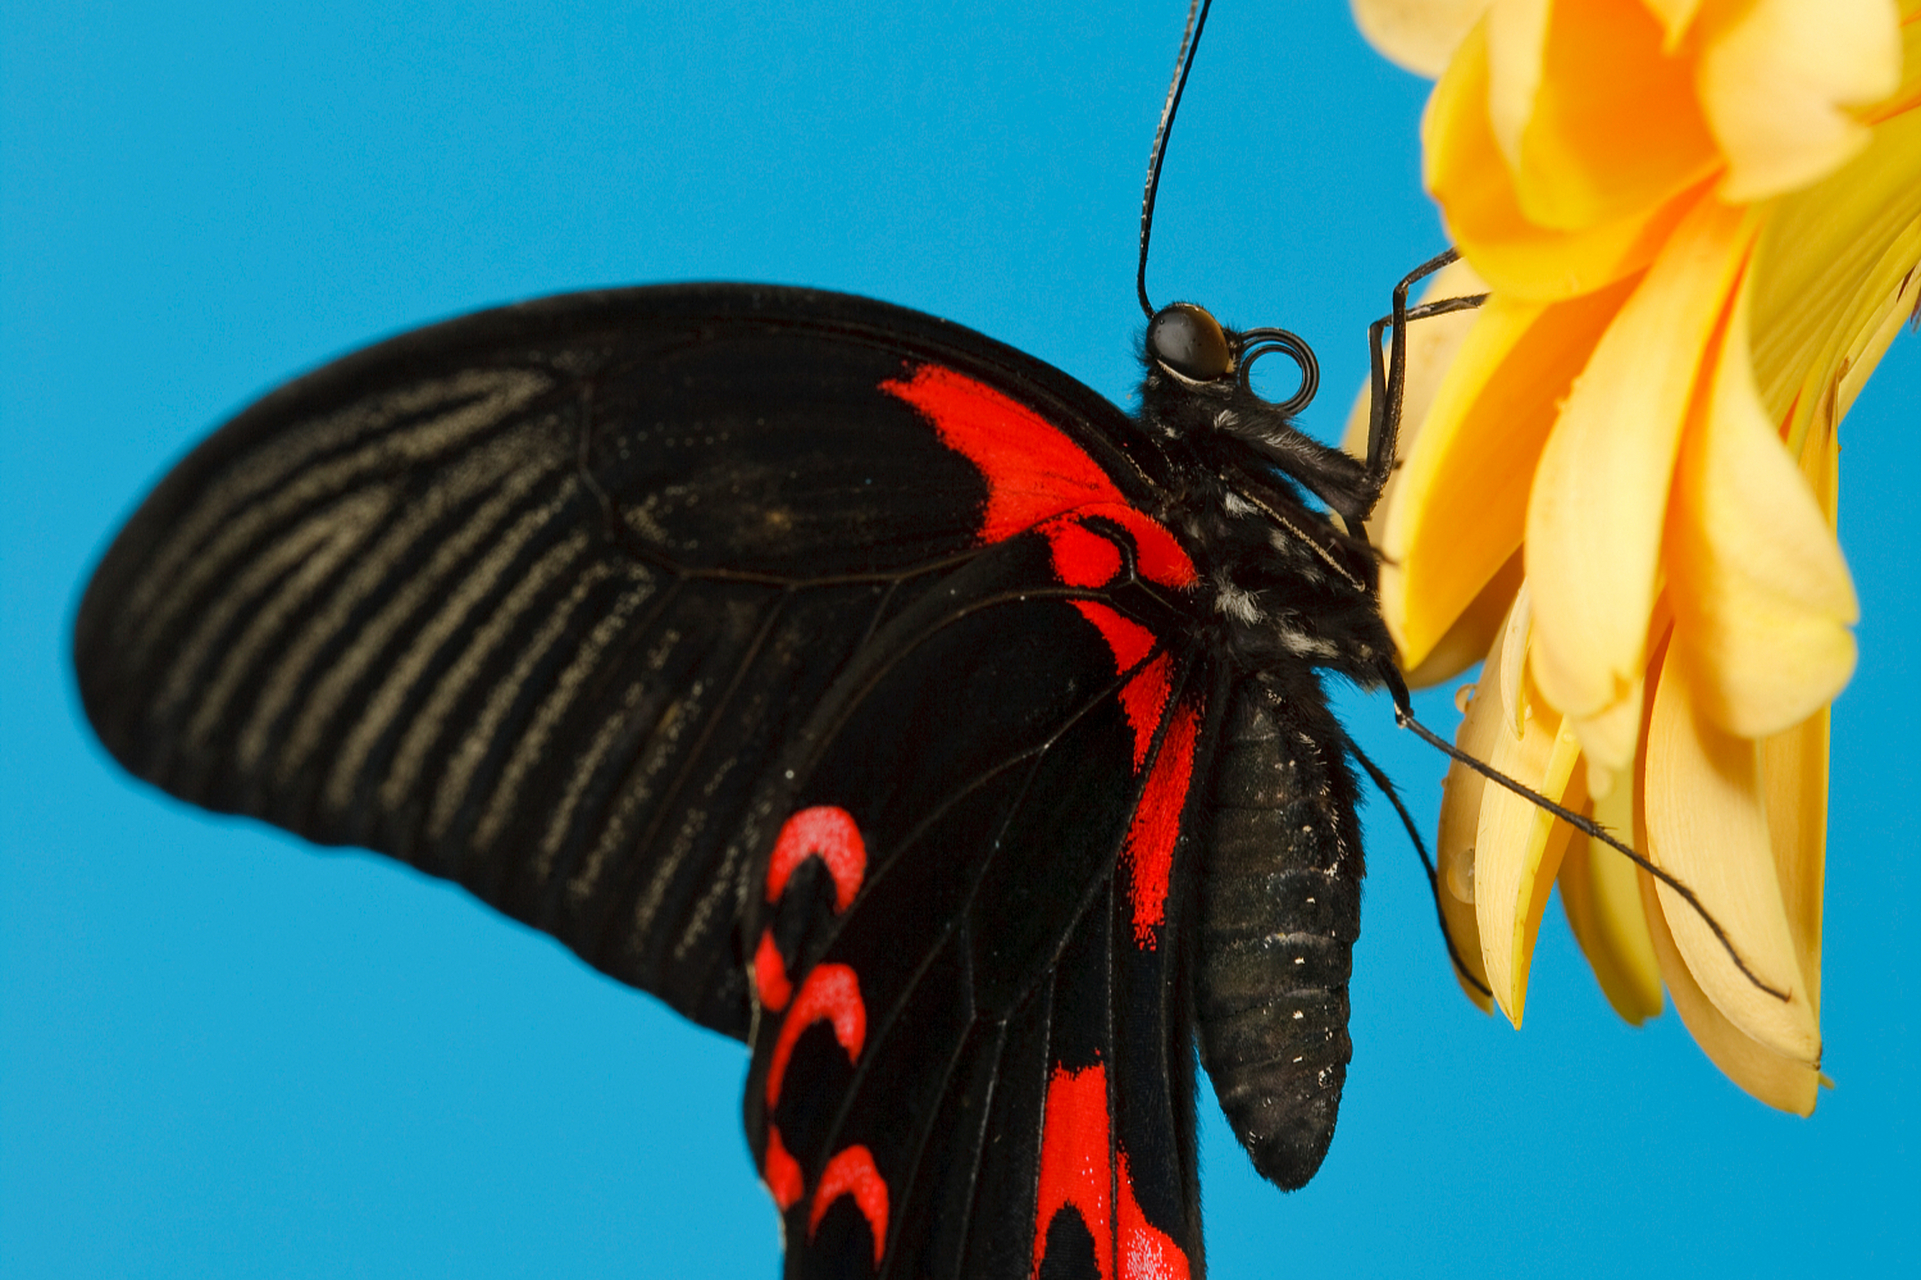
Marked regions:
[4,2,1915,1275]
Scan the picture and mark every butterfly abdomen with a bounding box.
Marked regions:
[1194,679,1363,1191]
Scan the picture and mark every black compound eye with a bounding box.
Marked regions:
[1147,303,1231,382]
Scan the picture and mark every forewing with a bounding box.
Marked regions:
[740,528,1217,1280]
[71,284,1169,1039]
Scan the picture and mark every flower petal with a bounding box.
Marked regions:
[1404,551,1524,687]
[1559,772,1664,1024]
[1497,0,1721,231]
[1764,703,1830,1021]
[1552,784,1659,1022]
[1379,275,1637,669]
[1525,195,1756,768]
[1699,0,1901,202]
[1425,19,1703,298]
[1667,274,1858,739]
[1749,103,1921,439]
[1470,591,1586,1023]
[1350,0,1492,77]
[1639,865,1820,1113]
[1642,0,1707,50]
[1483,0,1549,173]
[1437,674,1500,1013]
[1643,647,1821,1063]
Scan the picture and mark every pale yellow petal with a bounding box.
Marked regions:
[1379,277,1637,669]
[1350,0,1493,77]
[1472,591,1586,1023]
[1502,0,1721,231]
[1559,771,1665,1024]
[1668,274,1858,739]
[1569,679,1648,783]
[1643,648,1821,1063]
[1699,0,1901,202]
[1483,0,1549,172]
[1834,251,1921,420]
[1758,411,1841,1021]
[1437,668,1501,1012]
[1525,195,1756,765]
[1764,705,1829,1020]
[1750,104,1921,442]
[1425,20,1703,298]
[1639,866,1820,1113]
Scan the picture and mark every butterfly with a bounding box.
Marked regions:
[73,255,1474,1277]
[69,3,1488,1275]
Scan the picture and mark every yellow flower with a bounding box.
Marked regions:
[1348,0,1921,1112]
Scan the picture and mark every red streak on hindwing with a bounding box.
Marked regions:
[1069,602,1170,772]
[879,365,1196,589]
[753,927,792,1012]
[766,964,866,1109]
[1032,1064,1190,1280]
[809,1145,891,1268]
[1120,698,1200,947]
[763,1124,804,1211]
[766,806,867,911]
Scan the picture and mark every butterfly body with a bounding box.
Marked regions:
[75,283,1392,1277]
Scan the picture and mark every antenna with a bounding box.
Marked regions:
[1137,0,1213,319]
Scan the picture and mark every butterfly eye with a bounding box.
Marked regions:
[1147,303,1231,382]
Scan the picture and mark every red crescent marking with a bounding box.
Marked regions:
[753,927,792,1012]
[763,1124,804,1211]
[1041,517,1124,588]
[809,1144,891,1268]
[1122,698,1200,947]
[766,806,867,911]
[766,964,866,1109]
[880,365,1196,589]
[1032,1063,1191,1280]
[1116,1149,1191,1280]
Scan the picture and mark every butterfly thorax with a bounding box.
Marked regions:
[1134,352,1396,692]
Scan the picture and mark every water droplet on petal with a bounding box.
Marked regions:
[1445,845,1476,904]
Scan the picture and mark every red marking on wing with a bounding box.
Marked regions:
[1042,517,1125,588]
[1116,654,1174,772]
[1121,698,1200,947]
[880,365,1196,588]
[1071,601,1156,674]
[766,964,867,1109]
[1034,1063,1113,1280]
[763,1124,804,1211]
[753,927,792,1012]
[1062,502,1197,592]
[766,806,867,911]
[809,1144,891,1268]
[1033,1064,1191,1280]
[1115,1149,1191,1280]
[1069,602,1170,771]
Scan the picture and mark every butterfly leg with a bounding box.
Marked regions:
[1355,248,1488,522]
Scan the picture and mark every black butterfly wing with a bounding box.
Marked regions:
[73,283,1223,1275]
[740,526,1216,1279]
[72,284,1181,1039]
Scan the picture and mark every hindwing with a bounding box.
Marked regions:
[741,529,1216,1280]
